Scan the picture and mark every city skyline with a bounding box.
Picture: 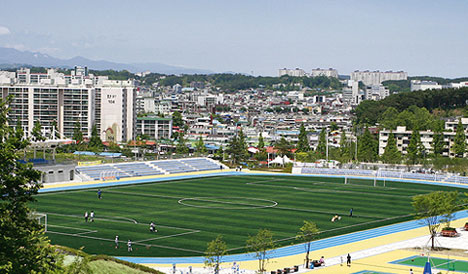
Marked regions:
[1,0,467,77]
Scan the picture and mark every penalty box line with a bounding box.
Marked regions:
[43,212,201,233]
[46,230,204,254]
[134,230,201,244]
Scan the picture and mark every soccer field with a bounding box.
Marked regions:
[32,175,468,257]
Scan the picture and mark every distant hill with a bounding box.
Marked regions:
[0,47,212,75]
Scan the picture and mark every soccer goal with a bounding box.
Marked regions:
[30,212,48,232]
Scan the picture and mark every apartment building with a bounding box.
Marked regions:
[351,70,407,86]
[0,68,136,143]
[135,116,172,140]
[310,68,339,78]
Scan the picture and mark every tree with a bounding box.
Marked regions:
[381,132,401,164]
[88,124,103,150]
[412,191,460,249]
[246,229,275,274]
[31,119,45,142]
[296,221,319,269]
[227,135,241,164]
[379,107,399,130]
[407,130,424,164]
[275,137,292,157]
[357,127,378,163]
[296,124,310,152]
[432,128,445,157]
[0,96,60,273]
[330,122,338,132]
[317,128,327,155]
[452,119,466,157]
[258,132,265,150]
[172,111,184,128]
[204,235,227,274]
[72,120,83,144]
[175,132,189,154]
[195,136,207,154]
[238,128,249,161]
[339,130,350,162]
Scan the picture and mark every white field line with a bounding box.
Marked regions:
[74,230,98,235]
[48,224,95,233]
[46,230,204,254]
[44,212,199,232]
[134,230,201,243]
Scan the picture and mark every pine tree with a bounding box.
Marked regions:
[357,127,378,163]
[339,130,350,161]
[317,128,327,155]
[407,130,425,164]
[452,119,466,157]
[296,124,310,152]
[432,130,444,157]
[238,128,249,161]
[88,124,103,150]
[227,135,241,164]
[381,132,401,164]
[258,132,265,150]
[72,120,83,144]
[275,137,292,157]
[176,132,189,154]
[31,120,45,141]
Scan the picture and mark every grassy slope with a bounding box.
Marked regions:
[32,175,468,257]
[87,260,149,274]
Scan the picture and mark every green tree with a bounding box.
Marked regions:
[175,132,189,154]
[204,235,227,274]
[452,119,466,157]
[195,136,207,154]
[330,122,339,132]
[88,124,103,150]
[358,127,378,162]
[339,130,350,162]
[31,119,45,141]
[51,119,59,139]
[72,120,84,144]
[407,130,425,164]
[0,96,60,273]
[432,128,445,157]
[379,107,399,130]
[172,111,184,128]
[258,132,265,150]
[238,129,249,161]
[227,135,241,164]
[296,124,310,152]
[296,221,319,269]
[275,137,292,157]
[317,128,327,155]
[246,229,275,274]
[381,132,401,164]
[412,191,460,249]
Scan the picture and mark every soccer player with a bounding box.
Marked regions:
[97,189,102,199]
[115,236,119,249]
[150,221,157,232]
[90,211,95,222]
[349,208,353,217]
[84,211,89,222]
[127,240,132,252]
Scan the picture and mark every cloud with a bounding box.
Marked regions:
[0,26,11,35]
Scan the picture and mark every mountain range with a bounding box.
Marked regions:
[0,47,212,75]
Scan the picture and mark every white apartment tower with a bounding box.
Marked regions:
[0,68,136,143]
[351,70,408,86]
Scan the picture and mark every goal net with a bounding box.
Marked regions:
[30,212,48,232]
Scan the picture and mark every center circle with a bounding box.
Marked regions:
[177,197,278,210]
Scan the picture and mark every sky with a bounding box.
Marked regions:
[0,0,467,77]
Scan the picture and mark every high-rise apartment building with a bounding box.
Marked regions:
[0,68,136,143]
[351,70,407,86]
[310,68,339,78]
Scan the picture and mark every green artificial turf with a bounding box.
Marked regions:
[31,175,468,257]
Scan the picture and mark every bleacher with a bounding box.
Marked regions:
[179,158,221,171]
[116,163,163,177]
[76,165,124,180]
[150,160,196,174]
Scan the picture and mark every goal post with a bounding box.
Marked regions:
[30,212,48,232]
